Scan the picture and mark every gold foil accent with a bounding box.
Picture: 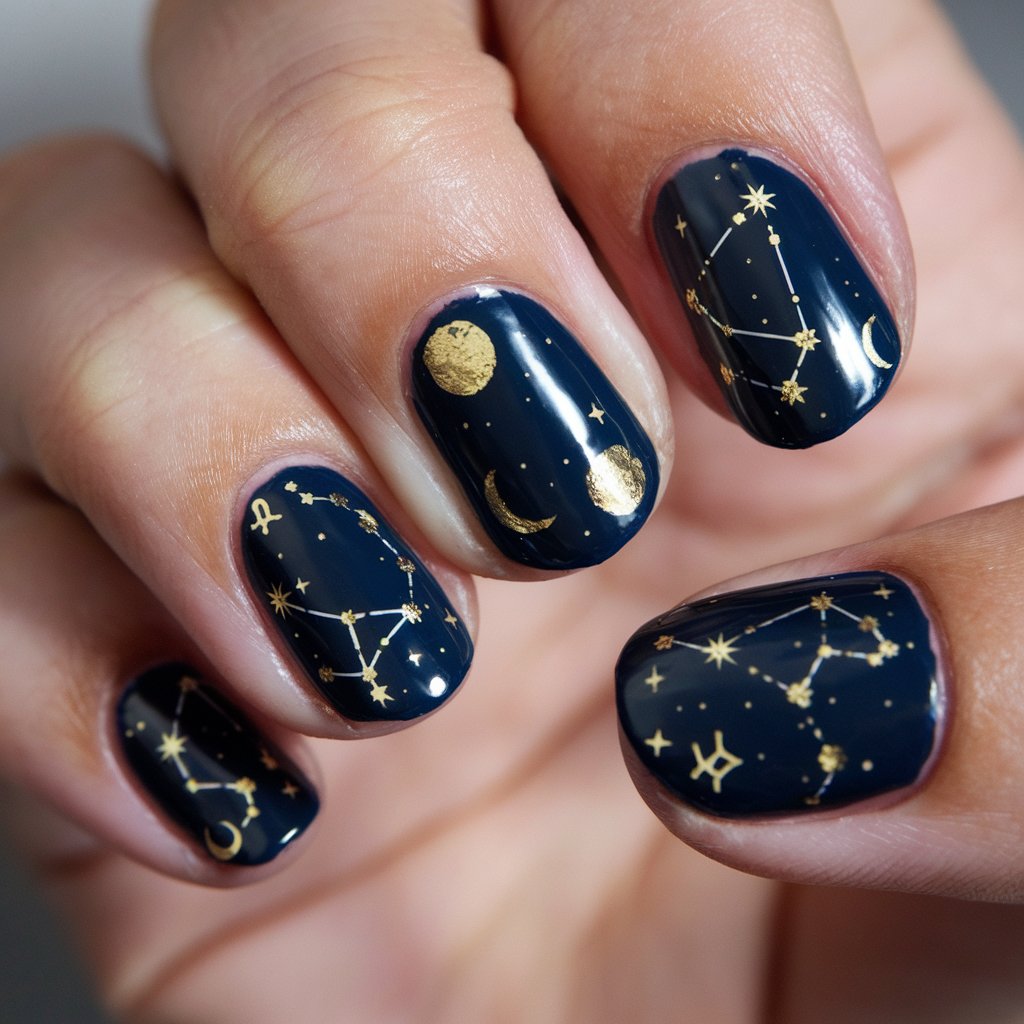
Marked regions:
[483,470,556,534]
[585,445,646,516]
[423,320,497,395]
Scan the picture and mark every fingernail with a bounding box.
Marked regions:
[653,148,900,448]
[241,466,473,722]
[118,663,318,866]
[410,287,659,570]
[616,573,940,817]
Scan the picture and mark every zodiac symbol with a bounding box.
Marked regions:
[249,498,282,535]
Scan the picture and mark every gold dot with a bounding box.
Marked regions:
[423,320,497,395]
[317,533,326,541]
[381,638,389,646]
[884,699,893,708]
[744,701,753,709]
[699,702,707,710]
[862,760,874,771]
[791,294,800,303]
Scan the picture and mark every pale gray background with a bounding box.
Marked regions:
[0,1,1020,1020]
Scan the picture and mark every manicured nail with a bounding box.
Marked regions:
[242,466,472,722]
[653,148,900,448]
[410,287,658,570]
[118,663,318,866]
[616,573,940,817]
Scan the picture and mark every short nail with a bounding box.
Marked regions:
[653,148,900,448]
[241,466,472,722]
[410,287,659,570]
[118,663,318,866]
[616,573,940,817]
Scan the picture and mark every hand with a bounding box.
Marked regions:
[1,0,1022,1019]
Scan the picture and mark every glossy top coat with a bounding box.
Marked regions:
[654,149,901,447]
[411,288,658,570]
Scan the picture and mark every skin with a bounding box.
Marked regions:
[1,0,1024,1021]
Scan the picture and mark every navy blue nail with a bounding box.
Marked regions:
[410,287,658,570]
[653,149,900,448]
[241,466,472,722]
[616,573,940,817]
[118,663,318,866]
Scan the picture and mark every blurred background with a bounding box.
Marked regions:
[0,1,1020,1020]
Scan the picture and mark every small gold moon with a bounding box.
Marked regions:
[586,445,647,516]
[483,470,557,534]
[861,315,892,370]
[204,820,243,862]
[423,320,497,396]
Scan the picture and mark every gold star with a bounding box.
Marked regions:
[318,665,334,683]
[720,363,736,386]
[874,584,895,600]
[810,593,833,612]
[443,609,458,627]
[739,184,776,217]
[654,635,675,651]
[397,556,416,574]
[402,602,422,623]
[690,730,744,792]
[674,215,687,238]
[644,667,664,693]
[818,744,847,774]
[282,781,299,798]
[768,231,781,246]
[859,615,879,632]
[246,806,261,819]
[645,729,673,757]
[588,403,606,425]
[866,652,884,667]
[185,779,200,793]
[786,679,814,708]
[732,211,747,225]
[340,610,357,626]
[157,730,187,762]
[408,652,423,666]
[699,633,739,669]
[232,777,258,799]
[685,288,702,313]
[362,665,378,683]
[267,583,295,617]
[295,578,310,593]
[722,324,734,337]
[370,682,395,707]
[284,481,298,492]
[792,329,820,351]
[878,639,900,659]
[300,492,314,505]
[356,510,379,534]
[179,675,198,692]
[259,748,279,771]
[780,378,808,405]
[329,492,349,508]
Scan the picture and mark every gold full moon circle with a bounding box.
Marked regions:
[204,820,244,862]
[586,445,647,516]
[423,320,497,396]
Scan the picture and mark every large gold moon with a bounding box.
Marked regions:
[586,445,647,516]
[204,820,243,861]
[423,320,497,396]
[483,470,557,534]
[861,315,892,370]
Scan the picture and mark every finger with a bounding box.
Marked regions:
[150,0,669,572]
[616,497,1024,901]
[496,0,913,448]
[0,471,317,882]
[0,137,474,735]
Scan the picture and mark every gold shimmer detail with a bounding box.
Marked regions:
[780,378,808,405]
[585,445,646,516]
[810,593,834,612]
[318,665,334,683]
[483,470,557,534]
[861,315,892,369]
[818,744,847,773]
[720,363,736,385]
[423,320,497,395]
[792,329,820,351]
[654,635,674,651]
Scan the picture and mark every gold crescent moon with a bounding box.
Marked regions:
[483,470,556,534]
[861,315,892,370]
[586,445,647,516]
[204,820,243,862]
[423,320,497,396]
